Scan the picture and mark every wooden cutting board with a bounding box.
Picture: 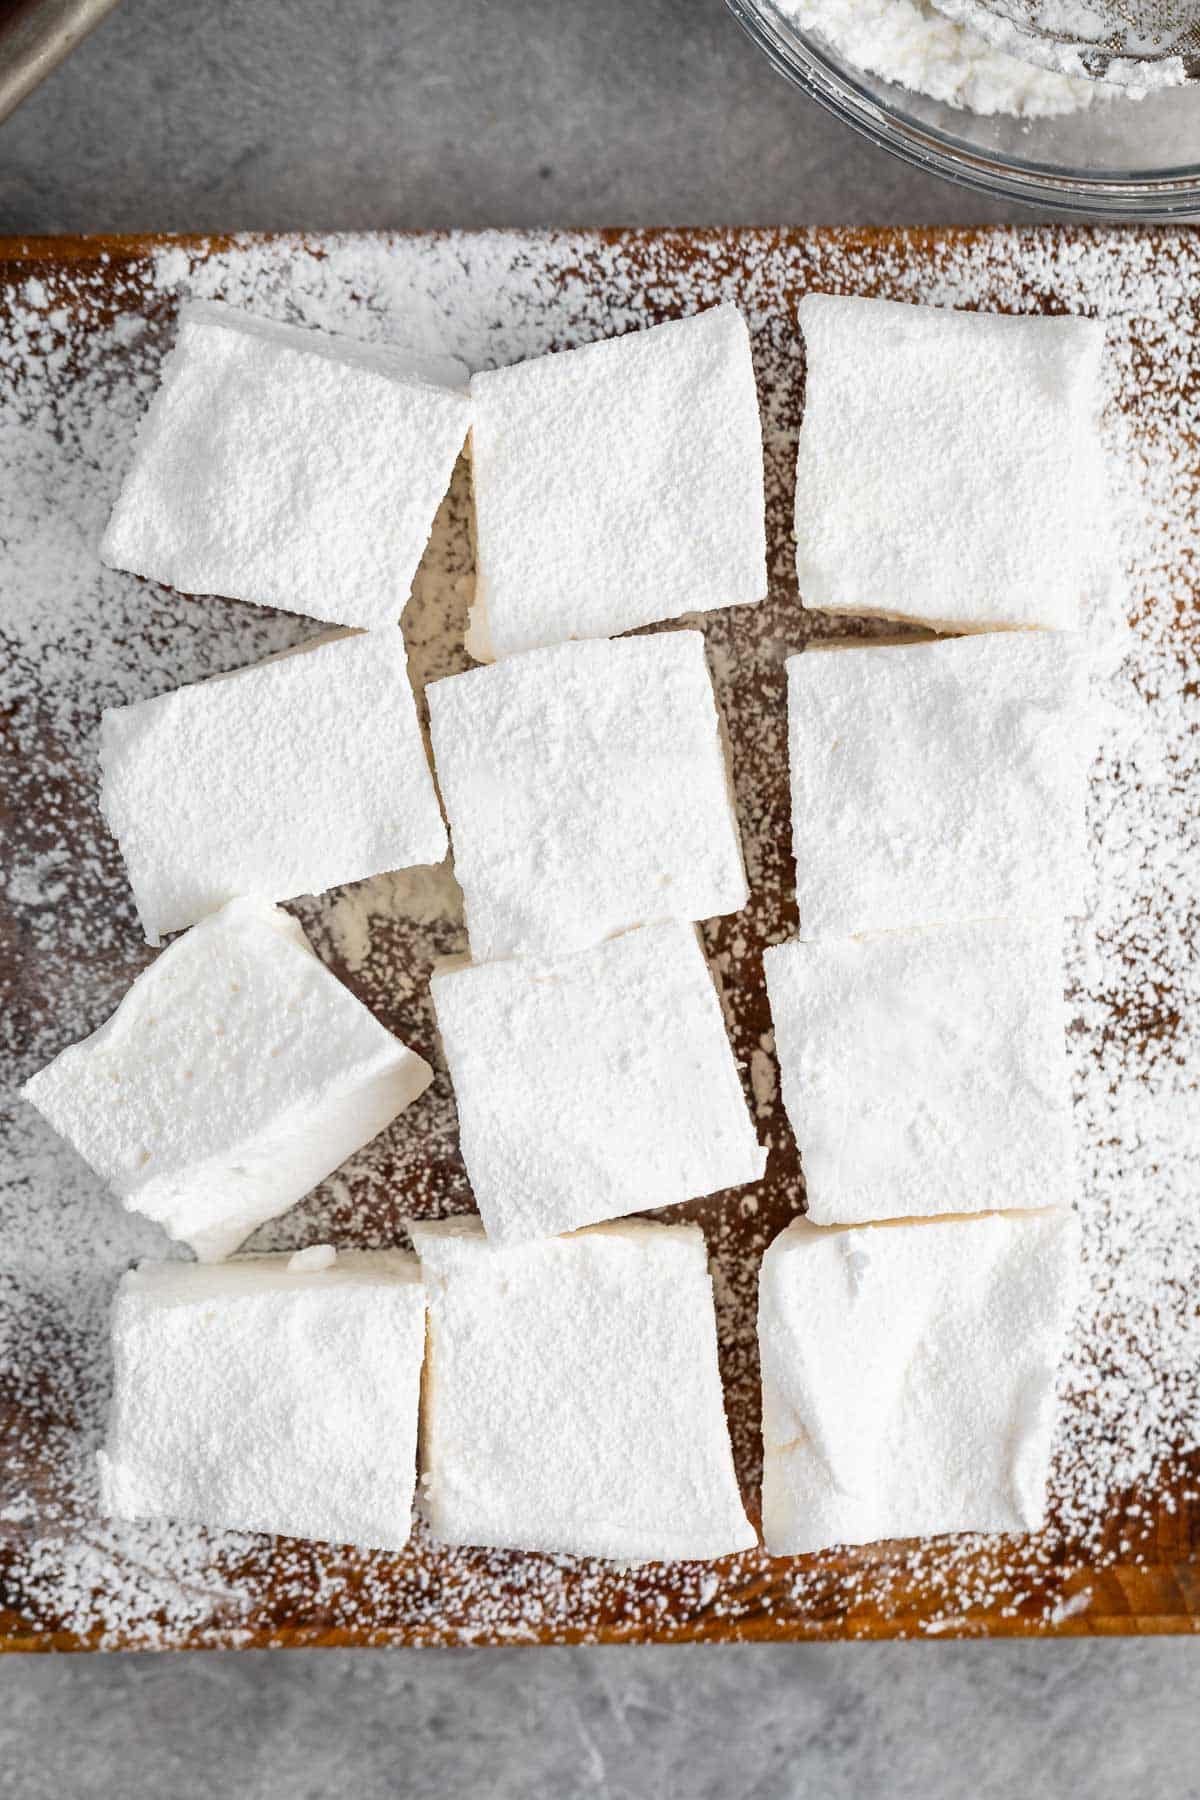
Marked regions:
[1,228,1196,1649]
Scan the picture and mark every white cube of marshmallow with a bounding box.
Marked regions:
[22,898,432,1261]
[787,633,1094,938]
[759,1209,1081,1553]
[98,1249,425,1549]
[100,630,447,943]
[467,305,766,660]
[101,302,471,629]
[764,921,1074,1226]
[794,294,1107,631]
[427,632,748,960]
[412,1217,755,1560]
[431,921,766,1245]
[100,630,448,945]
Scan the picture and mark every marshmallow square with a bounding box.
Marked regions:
[759,1210,1081,1554]
[98,1249,425,1549]
[100,630,448,945]
[427,632,747,960]
[412,1217,755,1560]
[763,922,1074,1226]
[431,921,766,1244]
[22,898,432,1260]
[787,633,1094,938]
[794,294,1107,631]
[101,302,471,629]
[467,305,766,659]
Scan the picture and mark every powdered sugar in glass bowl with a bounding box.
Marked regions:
[728,0,1200,215]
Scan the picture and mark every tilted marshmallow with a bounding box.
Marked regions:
[793,293,1108,631]
[431,921,766,1244]
[427,632,748,960]
[100,630,447,945]
[22,898,432,1260]
[759,1210,1081,1554]
[411,1217,755,1560]
[98,1249,425,1549]
[787,633,1094,938]
[467,305,766,660]
[101,302,471,629]
[764,921,1074,1226]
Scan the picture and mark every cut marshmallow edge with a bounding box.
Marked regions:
[21,897,433,1262]
[175,301,471,393]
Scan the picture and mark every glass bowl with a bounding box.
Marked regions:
[727,0,1200,215]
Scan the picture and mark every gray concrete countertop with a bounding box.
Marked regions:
[0,0,1031,230]
[1,4,1196,1795]
[3,1640,1200,1798]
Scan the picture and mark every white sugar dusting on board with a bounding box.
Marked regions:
[1,230,1197,1647]
[324,860,466,975]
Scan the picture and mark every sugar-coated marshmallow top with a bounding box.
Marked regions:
[793,292,1109,631]
[787,632,1095,937]
[411,1216,755,1561]
[101,301,471,629]
[100,629,447,944]
[427,631,747,960]
[467,304,766,658]
[759,1209,1081,1554]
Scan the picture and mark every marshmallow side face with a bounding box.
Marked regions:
[467,305,767,659]
[793,294,1108,632]
[764,922,1074,1226]
[100,303,471,629]
[21,898,432,1260]
[411,1218,756,1560]
[98,1251,426,1549]
[759,1210,1082,1554]
[787,633,1094,938]
[427,632,748,960]
[430,921,766,1244]
[100,631,448,945]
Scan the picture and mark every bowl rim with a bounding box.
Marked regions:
[726,0,1200,218]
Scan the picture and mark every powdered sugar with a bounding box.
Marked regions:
[930,0,1187,92]
[99,628,447,943]
[763,921,1074,1225]
[786,634,1096,936]
[467,304,767,658]
[759,1209,1082,1551]
[21,897,434,1262]
[793,295,1107,630]
[413,1218,755,1561]
[427,633,748,960]
[100,1250,425,1550]
[774,0,1130,115]
[430,921,767,1244]
[2,229,1197,1645]
[101,301,471,630]
[323,861,467,975]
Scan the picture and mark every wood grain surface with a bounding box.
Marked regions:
[1,228,1196,1649]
